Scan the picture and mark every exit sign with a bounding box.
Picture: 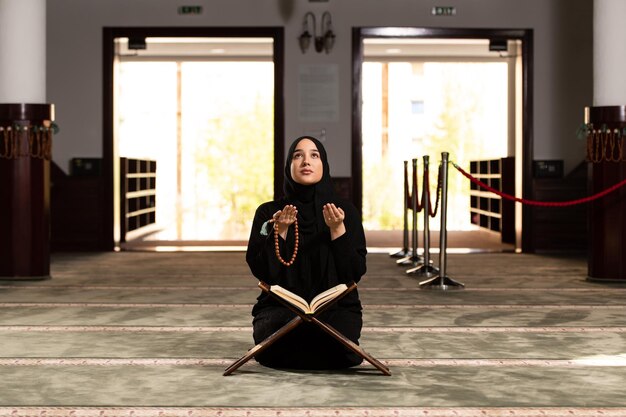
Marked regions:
[432,6,456,16]
[178,5,203,15]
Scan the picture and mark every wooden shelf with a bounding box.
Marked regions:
[50,161,106,251]
[120,157,157,242]
[469,157,514,243]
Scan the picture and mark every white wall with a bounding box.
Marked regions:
[0,0,46,103]
[46,0,592,176]
[594,0,626,106]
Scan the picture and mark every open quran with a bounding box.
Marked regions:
[224,280,391,376]
[265,283,348,315]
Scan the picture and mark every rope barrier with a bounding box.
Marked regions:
[389,161,411,258]
[452,161,626,207]
[405,158,443,215]
[424,163,442,217]
[406,155,439,279]
[419,152,464,290]
[407,159,423,212]
[396,158,424,266]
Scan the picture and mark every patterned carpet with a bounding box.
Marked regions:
[1,250,625,417]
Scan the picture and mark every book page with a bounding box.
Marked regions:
[310,283,348,313]
[270,285,311,314]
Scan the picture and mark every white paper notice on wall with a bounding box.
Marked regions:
[298,64,339,122]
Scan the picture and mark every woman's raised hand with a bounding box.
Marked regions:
[323,203,346,240]
[272,205,298,238]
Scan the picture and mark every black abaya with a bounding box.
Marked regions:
[245,136,367,370]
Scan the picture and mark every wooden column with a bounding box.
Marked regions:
[0,103,54,280]
[586,106,626,282]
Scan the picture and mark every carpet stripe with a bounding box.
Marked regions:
[2,407,626,417]
[1,303,625,309]
[1,358,625,367]
[2,285,623,292]
[0,303,256,308]
[2,325,626,333]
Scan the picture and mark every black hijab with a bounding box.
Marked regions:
[283,136,337,233]
[282,136,336,298]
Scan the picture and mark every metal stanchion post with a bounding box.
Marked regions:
[419,152,464,290]
[397,158,423,266]
[407,155,438,277]
[390,160,411,258]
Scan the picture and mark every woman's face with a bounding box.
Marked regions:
[290,138,323,186]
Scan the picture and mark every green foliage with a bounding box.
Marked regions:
[194,95,274,238]
[425,66,481,207]
[363,159,403,230]
[363,63,500,231]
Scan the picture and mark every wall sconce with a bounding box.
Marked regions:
[299,11,335,54]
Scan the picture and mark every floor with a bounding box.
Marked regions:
[1,248,626,417]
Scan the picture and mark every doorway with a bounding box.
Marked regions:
[352,28,533,251]
[103,28,285,250]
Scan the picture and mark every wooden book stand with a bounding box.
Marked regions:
[223,281,391,376]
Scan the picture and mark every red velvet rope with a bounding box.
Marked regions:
[430,164,442,217]
[404,162,411,210]
[413,161,423,212]
[405,162,419,211]
[452,161,626,207]
[422,164,441,217]
[407,161,423,212]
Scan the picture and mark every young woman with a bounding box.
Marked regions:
[246,136,367,370]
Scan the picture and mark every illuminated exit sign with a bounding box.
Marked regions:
[178,5,203,15]
[432,6,456,16]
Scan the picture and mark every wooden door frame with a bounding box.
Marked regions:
[351,27,533,252]
[103,27,284,250]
